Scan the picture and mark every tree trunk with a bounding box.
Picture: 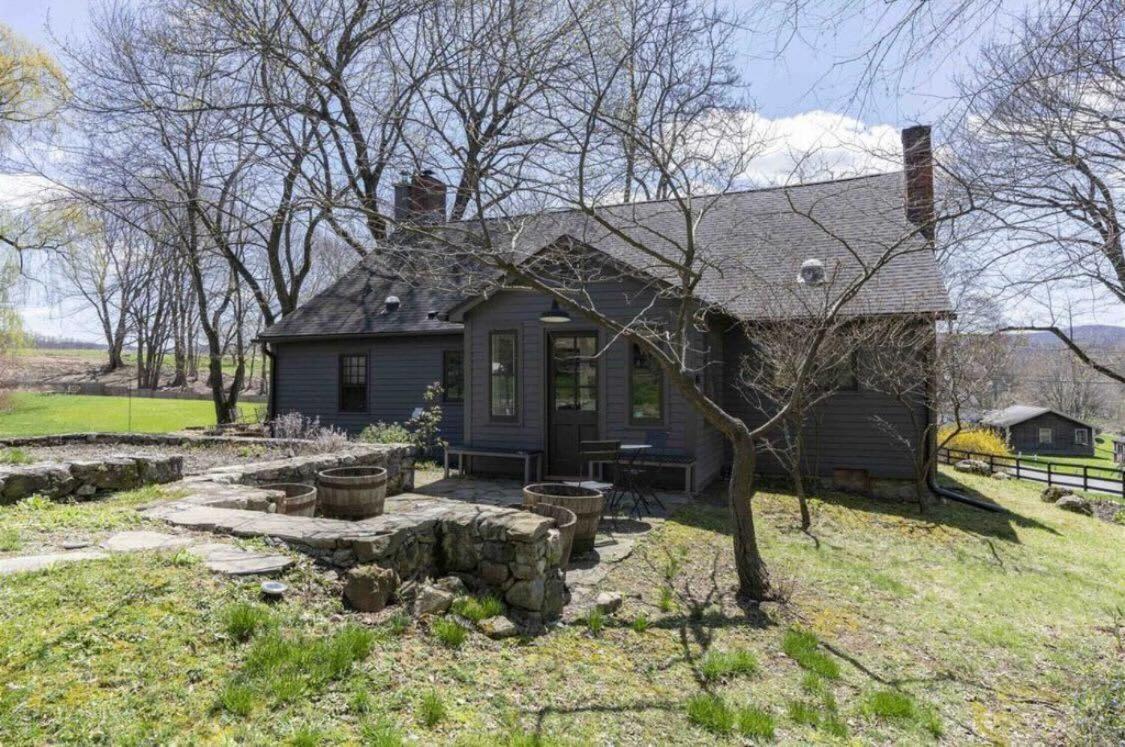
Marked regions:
[728,436,770,601]
[793,431,811,530]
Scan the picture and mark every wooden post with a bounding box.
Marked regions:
[1047,462,1052,487]
[1083,466,1088,492]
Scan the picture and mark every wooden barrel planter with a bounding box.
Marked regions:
[261,482,317,517]
[526,502,578,568]
[316,466,388,519]
[522,483,603,556]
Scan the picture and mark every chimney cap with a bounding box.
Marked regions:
[797,258,826,286]
[384,295,400,312]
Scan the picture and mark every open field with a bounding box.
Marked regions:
[0,468,1121,744]
[0,392,264,436]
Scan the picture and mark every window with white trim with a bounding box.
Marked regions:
[1038,427,1053,444]
[1074,428,1088,445]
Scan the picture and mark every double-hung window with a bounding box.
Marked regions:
[1074,428,1088,446]
[339,354,368,412]
[1038,427,1053,445]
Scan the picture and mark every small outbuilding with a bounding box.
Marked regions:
[982,405,1096,457]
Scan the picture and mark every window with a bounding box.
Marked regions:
[629,343,664,424]
[1038,427,1053,445]
[489,331,518,421]
[442,350,463,403]
[338,354,368,412]
[1074,428,1088,446]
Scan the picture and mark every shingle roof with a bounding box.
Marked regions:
[261,172,951,340]
[982,405,1094,429]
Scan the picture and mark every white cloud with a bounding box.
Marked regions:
[742,110,903,186]
[0,172,58,208]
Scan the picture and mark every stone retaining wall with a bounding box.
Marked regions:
[0,455,183,505]
[198,444,414,495]
[145,488,567,627]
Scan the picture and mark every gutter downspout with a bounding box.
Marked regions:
[922,331,1006,514]
[262,340,278,435]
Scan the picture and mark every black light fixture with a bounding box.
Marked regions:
[539,299,571,324]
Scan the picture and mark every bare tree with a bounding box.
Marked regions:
[391,0,950,601]
[953,0,1125,385]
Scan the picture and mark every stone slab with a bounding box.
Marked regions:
[0,550,109,575]
[100,531,194,553]
[188,543,294,575]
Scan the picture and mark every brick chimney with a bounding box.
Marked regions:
[901,125,934,240]
[394,170,447,225]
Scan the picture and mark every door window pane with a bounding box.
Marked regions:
[490,332,518,421]
[630,344,663,424]
[553,335,597,412]
[442,350,463,403]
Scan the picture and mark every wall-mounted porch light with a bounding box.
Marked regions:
[539,299,571,324]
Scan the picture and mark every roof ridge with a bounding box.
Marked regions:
[434,171,904,226]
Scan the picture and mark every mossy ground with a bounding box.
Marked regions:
[0,468,1121,744]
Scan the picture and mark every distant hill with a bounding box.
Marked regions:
[1013,325,1125,350]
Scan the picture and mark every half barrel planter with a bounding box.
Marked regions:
[526,501,578,568]
[317,466,388,519]
[261,482,317,517]
[522,483,603,556]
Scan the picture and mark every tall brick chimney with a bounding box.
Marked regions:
[901,125,934,240]
[394,169,447,225]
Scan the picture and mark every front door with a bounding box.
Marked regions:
[547,332,599,476]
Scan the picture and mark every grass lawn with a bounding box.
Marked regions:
[0,392,263,436]
[1013,435,1122,478]
[0,471,1122,743]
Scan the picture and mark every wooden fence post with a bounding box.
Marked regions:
[1047,462,1052,487]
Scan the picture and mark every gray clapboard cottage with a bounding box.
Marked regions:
[260,127,951,495]
[981,405,1096,457]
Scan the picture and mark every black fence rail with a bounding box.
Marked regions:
[937,447,1125,497]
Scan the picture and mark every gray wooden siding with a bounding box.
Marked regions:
[463,286,698,481]
[721,327,927,480]
[1005,414,1094,457]
[273,335,463,443]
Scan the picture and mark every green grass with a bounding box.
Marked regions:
[698,649,759,682]
[451,595,504,623]
[0,467,1122,743]
[223,602,274,641]
[782,627,840,679]
[1012,434,1122,477]
[431,618,468,648]
[0,448,34,465]
[0,392,263,436]
[417,690,447,727]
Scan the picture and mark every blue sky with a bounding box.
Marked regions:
[6,0,1119,339]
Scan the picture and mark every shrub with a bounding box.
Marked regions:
[418,690,447,727]
[452,595,504,623]
[360,421,413,445]
[782,627,840,679]
[270,412,348,451]
[222,602,273,642]
[937,425,1011,457]
[699,649,759,682]
[432,618,468,648]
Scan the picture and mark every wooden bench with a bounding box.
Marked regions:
[443,445,544,484]
[590,450,697,493]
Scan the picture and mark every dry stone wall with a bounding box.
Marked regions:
[0,454,183,504]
